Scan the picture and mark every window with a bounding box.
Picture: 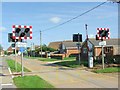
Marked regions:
[83,48,87,53]
[105,47,112,53]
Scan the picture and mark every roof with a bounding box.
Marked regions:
[62,42,82,48]
[7,46,13,52]
[88,38,120,46]
[48,40,82,50]
[7,46,19,52]
[48,41,62,50]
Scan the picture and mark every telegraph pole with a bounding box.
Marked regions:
[40,31,42,57]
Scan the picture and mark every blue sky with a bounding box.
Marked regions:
[1,2,118,50]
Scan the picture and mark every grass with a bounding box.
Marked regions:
[25,56,76,62]
[94,67,120,73]
[6,59,30,72]
[38,58,59,62]
[54,60,88,68]
[13,75,54,88]
[24,56,40,59]
[64,57,76,60]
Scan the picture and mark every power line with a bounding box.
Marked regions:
[42,2,106,32]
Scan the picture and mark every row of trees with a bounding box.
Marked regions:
[35,44,56,52]
[27,44,57,57]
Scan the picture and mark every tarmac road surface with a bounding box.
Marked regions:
[10,56,118,88]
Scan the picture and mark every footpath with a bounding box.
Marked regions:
[0,57,16,89]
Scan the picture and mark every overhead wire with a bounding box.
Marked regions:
[41,2,107,32]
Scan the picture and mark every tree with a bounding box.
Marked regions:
[35,44,56,52]
[0,44,3,51]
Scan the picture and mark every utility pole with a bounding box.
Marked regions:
[40,31,42,58]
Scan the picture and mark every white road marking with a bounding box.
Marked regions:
[8,67,14,78]
[1,83,13,86]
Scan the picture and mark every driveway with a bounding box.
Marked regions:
[10,56,118,88]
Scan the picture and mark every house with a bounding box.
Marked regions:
[7,46,19,54]
[48,40,82,58]
[81,38,120,62]
[0,50,4,56]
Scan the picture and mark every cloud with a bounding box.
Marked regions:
[49,17,61,24]
[0,26,7,31]
[88,34,95,38]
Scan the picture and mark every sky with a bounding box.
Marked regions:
[0,1,118,50]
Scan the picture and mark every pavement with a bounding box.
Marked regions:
[9,56,118,88]
[0,57,16,89]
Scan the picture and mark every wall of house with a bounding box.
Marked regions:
[94,46,113,61]
[65,49,79,57]
[113,45,120,55]
[94,47,101,57]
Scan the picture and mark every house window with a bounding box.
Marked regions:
[83,48,87,53]
[104,47,112,53]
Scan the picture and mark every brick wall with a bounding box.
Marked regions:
[65,49,79,57]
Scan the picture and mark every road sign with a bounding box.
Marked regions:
[99,41,106,46]
[19,47,25,53]
[17,42,27,47]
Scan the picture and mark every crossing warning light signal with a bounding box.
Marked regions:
[12,25,32,39]
[96,28,110,40]
[8,33,22,42]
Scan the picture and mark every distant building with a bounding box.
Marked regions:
[7,46,19,54]
[48,40,82,57]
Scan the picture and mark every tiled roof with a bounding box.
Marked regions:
[48,41,62,50]
[88,38,120,46]
[48,40,82,50]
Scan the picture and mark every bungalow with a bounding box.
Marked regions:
[81,38,120,62]
[48,40,82,58]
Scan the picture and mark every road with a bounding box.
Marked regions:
[10,56,118,88]
[0,57,16,89]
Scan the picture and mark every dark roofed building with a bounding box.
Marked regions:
[48,40,82,57]
[48,41,62,50]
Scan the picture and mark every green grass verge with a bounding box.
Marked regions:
[38,58,59,62]
[13,75,54,88]
[94,67,120,73]
[64,57,76,60]
[24,56,40,59]
[54,60,88,68]
[6,59,30,72]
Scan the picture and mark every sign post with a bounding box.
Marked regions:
[21,51,24,76]
[19,47,25,76]
[96,27,110,69]
[12,25,32,77]
[99,41,106,69]
[101,45,104,69]
[73,33,82,65]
